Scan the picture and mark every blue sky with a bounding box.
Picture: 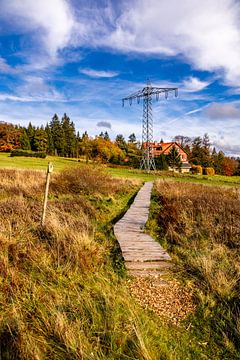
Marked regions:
[0,0,240,156]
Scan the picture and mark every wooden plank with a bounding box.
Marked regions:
[114,181,172,277]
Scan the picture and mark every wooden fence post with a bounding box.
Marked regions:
[41,162,53,226]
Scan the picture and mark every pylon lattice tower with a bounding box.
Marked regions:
[122,80,178,171]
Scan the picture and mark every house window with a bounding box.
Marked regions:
[156,147,162,151]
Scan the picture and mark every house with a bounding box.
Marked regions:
[144,141,191,172]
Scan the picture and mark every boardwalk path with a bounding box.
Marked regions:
[114,182,171,276]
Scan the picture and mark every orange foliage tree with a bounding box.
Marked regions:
[223,157,237,176]
[0,122,21,152]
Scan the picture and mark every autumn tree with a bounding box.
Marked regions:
[223,157,237,176]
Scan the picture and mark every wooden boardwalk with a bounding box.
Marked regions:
[114,182,171,276]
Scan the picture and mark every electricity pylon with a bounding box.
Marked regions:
[122,80,178,171]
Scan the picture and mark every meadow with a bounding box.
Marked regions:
[2,165,236,359]
[1,152,240,186]
[1,154,240,358]
[147,180,240,359]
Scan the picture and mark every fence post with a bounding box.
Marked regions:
[41,162,53,226]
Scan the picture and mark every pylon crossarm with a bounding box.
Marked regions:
[122,80,178,172]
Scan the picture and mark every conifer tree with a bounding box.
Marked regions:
[128,133,136,143]
[45,123,54,155]
[20,129,31,150]
[103,131,110,141]
[27,122,35,150]
[49,114,65,156]
[166,145,182,170]
[33,126,48,152]
[61,113,76,157]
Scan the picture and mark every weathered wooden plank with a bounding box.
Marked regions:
[114,181,172,276]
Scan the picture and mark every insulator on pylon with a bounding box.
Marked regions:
[122,99,124,107]
[165,91,168,99]
[129,98,132,106]
[175,88,178,97]
[137,96,140,104]
[156,93,159,101]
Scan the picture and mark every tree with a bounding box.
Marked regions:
[61,113,76,157]
[103,131,110,141]
[223,157,237,176]
[173,135,192,150]
[0,122,21,151]
[45,123,54,155]
[115,134,127,152]
[155,154,168,170]
[91,137,124,164]
[27,122,35,150]
[201,133,211,167]
[166,145,182,170]
[79,131,92,163]
[33,126,48,152]
[128,133,136,143]
[189,136,202,165]
[213,150,225,174]
[20,129,31,150]
[49,114,65,156]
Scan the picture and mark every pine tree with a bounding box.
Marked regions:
[33,126,48,152]
[45,123,54,155]
[115,134,127,151]
[27,122,36,150]
[166,145,182,170]
[20,129,31,150]
[61,113,76,157]
[103,131,110,141]
[155,154,168,170]
[213,150,225,174]
[128,133,136,143]
[49,114,65,156]
[201,133,211,167]
[189,136,202,164]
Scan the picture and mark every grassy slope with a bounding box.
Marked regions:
[1,152,240,186]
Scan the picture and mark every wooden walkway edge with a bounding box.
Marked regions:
[114,182,171,276]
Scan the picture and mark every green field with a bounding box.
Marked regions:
[1,152,240,186]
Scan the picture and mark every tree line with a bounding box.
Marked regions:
[0,115,239,175]
[173,134,240,176]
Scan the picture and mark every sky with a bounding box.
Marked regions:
[0,0,240,156]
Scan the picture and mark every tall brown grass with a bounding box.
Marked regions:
[154,180,240,355]
[0,167,165,359]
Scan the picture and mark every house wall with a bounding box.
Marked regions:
[149,142,189,163]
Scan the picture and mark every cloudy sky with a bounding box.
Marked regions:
[0,0,240,156]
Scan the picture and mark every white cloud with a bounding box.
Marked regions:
[0,76,65,102]
[0,57,18,74]
[205,102,240,119]
[78,0,240,86]
[182,77,210,92]
[80,68,119,78]
[1,0,76,59]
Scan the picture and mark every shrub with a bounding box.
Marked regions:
[191,164,203,175]
[10,149,46,158]
[204,167,215,176]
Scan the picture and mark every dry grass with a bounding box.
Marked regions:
[0,167,169,359]
[154,179,240,355]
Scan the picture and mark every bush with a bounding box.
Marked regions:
[10,149,46,158]
[204,167,215,176]
[191,164,203,175]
